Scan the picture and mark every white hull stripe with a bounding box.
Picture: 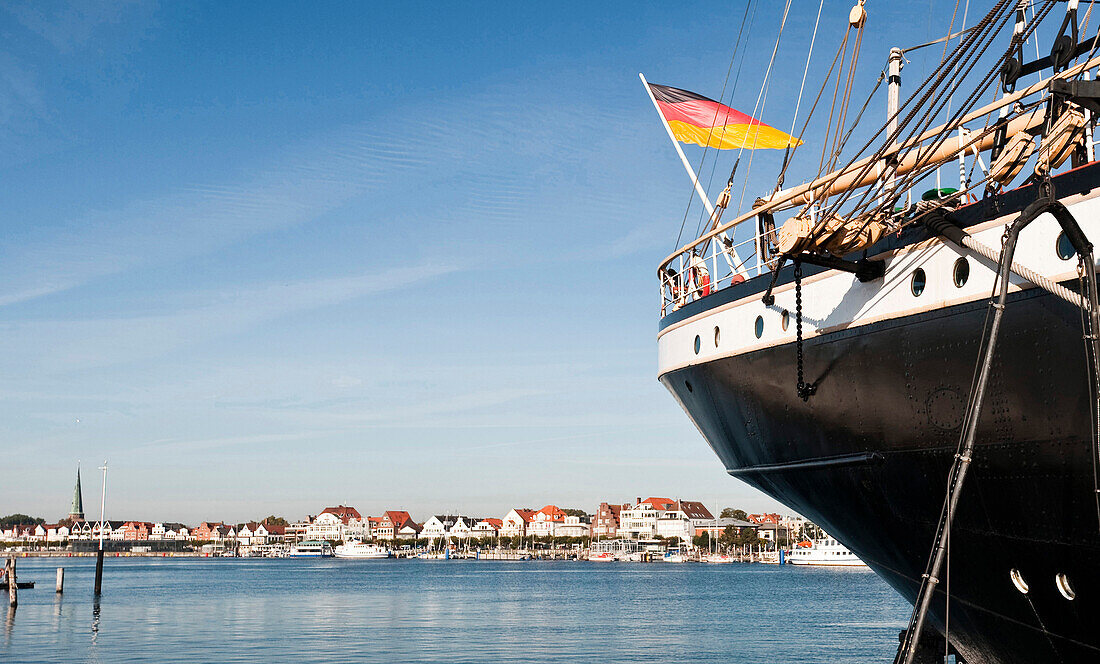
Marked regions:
[657,191,1100,377]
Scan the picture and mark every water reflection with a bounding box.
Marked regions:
[1,557,909,664]
[4,605,13,645]
[91,596,100,646]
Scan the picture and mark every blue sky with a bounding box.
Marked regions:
[0,0,999,523]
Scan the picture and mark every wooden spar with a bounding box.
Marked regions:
[779,108,1046,206]
[55,567,64,594]
[658,51,1100,272]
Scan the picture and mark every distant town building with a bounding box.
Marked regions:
[473,518,502,538]
[397,522,422,540]
[286,520,310,542]
[120,521,152,540]
[449,516,481,540]
[592,502,629,539]
[192,522,228,541]
[46,524,70,542]
[755,523,791,542]
[501,509,535,538]
[620,498,714,540]
[528,505,566,538]
[421,515,461,539]
[694,518,756,538]
[375,511,415,540]
[556,515,590,538]
[306,505,363,541]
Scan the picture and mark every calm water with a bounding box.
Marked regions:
[2,557,909,663]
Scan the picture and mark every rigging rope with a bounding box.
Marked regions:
[803,0,1034,243]
[831,7,1054,255]
[734,0,795,217]
[673,0,755,252]
[785,0,826,159]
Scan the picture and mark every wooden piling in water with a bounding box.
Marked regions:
[93,550,103,595]
[55,567,64,594]
[6,558,16,607]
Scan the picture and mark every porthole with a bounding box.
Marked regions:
[714,326,721,347]
[694,335,701,354]
[1010,568,1029,594]
[953,257,969,288]
[685,381,693,393]
[754,315,764,339]
[781,310,790,331]
[911,268,927,297]
[1056,573,1075,600]
[1057,231,1075,261]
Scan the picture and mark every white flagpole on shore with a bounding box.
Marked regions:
[639,73,747,275]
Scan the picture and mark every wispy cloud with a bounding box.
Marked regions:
[0,260,460,373]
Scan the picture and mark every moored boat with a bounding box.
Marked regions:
[787,535,868,567]
[288,540,333,558]
[333,541,392,559]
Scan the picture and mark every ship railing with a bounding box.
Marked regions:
[660,231,762,316]
[657,54,1100,318]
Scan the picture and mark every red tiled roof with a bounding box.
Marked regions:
[512,509,536,523]
[538,505,566,522]
[383,510,413,528]
[481,518,503,528]
[641,497,677,510]
[320,505,363,524]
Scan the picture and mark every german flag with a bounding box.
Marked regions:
[648,82,800,150]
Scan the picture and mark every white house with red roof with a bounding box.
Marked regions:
[621,497,714,540]
[473,518,503,538]
[501,509,535,538]
[374,511,415,540]
[306,505,363,541]
[528,505,567,538]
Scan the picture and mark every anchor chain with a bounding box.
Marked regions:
[795,262,817,401]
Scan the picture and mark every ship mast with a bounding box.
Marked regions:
[886,47,903,197]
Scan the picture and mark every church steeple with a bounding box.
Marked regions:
[70,466,85,522]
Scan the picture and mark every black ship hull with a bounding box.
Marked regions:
[661,283,1100,663]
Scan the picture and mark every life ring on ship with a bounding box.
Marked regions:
[688,256,711,298]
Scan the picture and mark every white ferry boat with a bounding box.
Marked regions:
[787,536,867,567]
[288,540,333,558]
[334,541,392,559]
